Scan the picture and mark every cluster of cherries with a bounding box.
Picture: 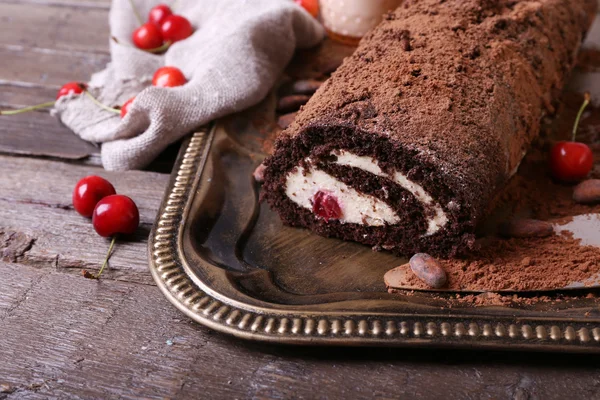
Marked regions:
[0,0,321,118]
[549,92,594,183]
[1,2,192,118]
[0,66,187,118]
[73,175,140,279]
[131,3,192,52]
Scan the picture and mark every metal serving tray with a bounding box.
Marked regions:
[148,112,600,353]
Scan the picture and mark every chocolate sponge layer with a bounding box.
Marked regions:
[263,0,597,257]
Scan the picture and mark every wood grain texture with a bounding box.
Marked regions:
[0,82,59,109]
[1,158,598,399]
[0,112,99,160]
[0,2,110,54]
[0,47,110,87]
[2,260,600,399]
[0,0,111,8]
[0,156,168,284]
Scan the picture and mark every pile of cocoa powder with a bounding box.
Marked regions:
[400,233,600,292]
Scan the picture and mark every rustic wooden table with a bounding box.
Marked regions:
[2,1,600,399]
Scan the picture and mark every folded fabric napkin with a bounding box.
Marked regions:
[54,0,324,170]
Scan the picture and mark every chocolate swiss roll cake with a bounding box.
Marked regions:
[262,0,597,257]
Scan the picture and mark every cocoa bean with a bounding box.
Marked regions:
[277,112,297,129]
[276,95,310,113]
[573,179,600,204]
[498,218,554,238]
[409,253,447,289]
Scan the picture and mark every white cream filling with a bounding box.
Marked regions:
[284,150,450,236]
[285,166,400,227]
[334,151,448,235]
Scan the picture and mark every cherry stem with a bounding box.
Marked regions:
[148,41,172,53]
[572,92,591,142]
[127,0,144,26]
[85,236,117,280]
[0,101,56,115]
[82,87,120,115]
[97,236,117,279]
[112,36,171,54]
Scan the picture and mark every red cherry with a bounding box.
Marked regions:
[57,82,85,100]
[312,191,342,221]
[152,66,187,88]
[550,141,594,182]
[294,0,319,18]
[161,15,193,43]
[84,195,139,280]
[120,96,135,118]
[92,195,140,237]
[73,176,116,217]
[549,92,594,183]
[148,4,172,26]
[132,22,164,50]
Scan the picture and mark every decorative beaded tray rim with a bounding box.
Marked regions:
[148,124,600,352]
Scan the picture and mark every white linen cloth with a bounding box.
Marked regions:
[54,0,324,170]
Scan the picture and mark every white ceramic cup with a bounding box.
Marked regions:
[320,0,403,42]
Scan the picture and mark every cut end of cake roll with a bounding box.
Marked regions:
[262,123,477,257]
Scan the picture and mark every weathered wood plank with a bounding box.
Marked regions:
[0,111,99,160]
[1,261,600,399]
[0,82,58,109]
[0,0,110,8]
[0,46,110,87]
[0,2,110,54]
[0,155,169,284]
[0,259,42,316]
